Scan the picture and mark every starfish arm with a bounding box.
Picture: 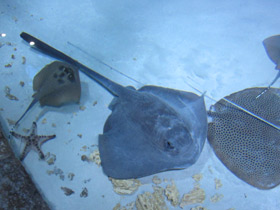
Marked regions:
[36,135,56,159]
[10,131,28,140]
[38,135,56,145]
[33,143,45,159]
[20,142,32,161]
[31,121,37,135]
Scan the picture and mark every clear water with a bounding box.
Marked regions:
[0,0,279,209]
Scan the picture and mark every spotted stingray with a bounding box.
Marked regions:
[15,61,81,126]
[19,32,208,179]
[208,87,280,189]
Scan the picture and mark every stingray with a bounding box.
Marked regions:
[19,32,208,179]
[257,35,280,98]
[208,87,280,189]
[15,61,81,126]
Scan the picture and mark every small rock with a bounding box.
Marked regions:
[164,180,180,206]
[190,206,209,210]
[110,178,141,195]
[88,149,101,166]
[22,56,26,64]
[210,193,224,203]
[81,155,88,162]
[4,63,12,68]
[214,178,223,190]
[61,187,74,196]
[152,176,161,185]
[80,187,88,197]
[4,86,18,100]
[180,184,205,208]
[45,153,56,165]
[136,186,167,210]
[68,173,75,181]
[192,174,203,182]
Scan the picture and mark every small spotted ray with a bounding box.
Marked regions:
[15,61,81,126]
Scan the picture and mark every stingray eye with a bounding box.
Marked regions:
[165,140,175,150]
[163,139,179,155]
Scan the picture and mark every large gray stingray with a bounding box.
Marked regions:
[208,87,280,189]
[20,32,208,179]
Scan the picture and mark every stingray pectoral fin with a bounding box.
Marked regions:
[99,111,160,179]
[182,94,208,151]
[38,83,81,107]
[15,97,38,126]
[33,62,58,91]
[99,122,185,179]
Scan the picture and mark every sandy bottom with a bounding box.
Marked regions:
[0,0,279,209]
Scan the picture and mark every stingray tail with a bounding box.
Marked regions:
[256,71,280,98]
[67,41,144,86]
[15,98,38,127]
[20,32,122,96]
[222,97,280,131]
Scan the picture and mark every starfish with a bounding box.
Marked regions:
[10,122,56,161]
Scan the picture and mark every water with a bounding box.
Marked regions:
[0,0,279,209]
